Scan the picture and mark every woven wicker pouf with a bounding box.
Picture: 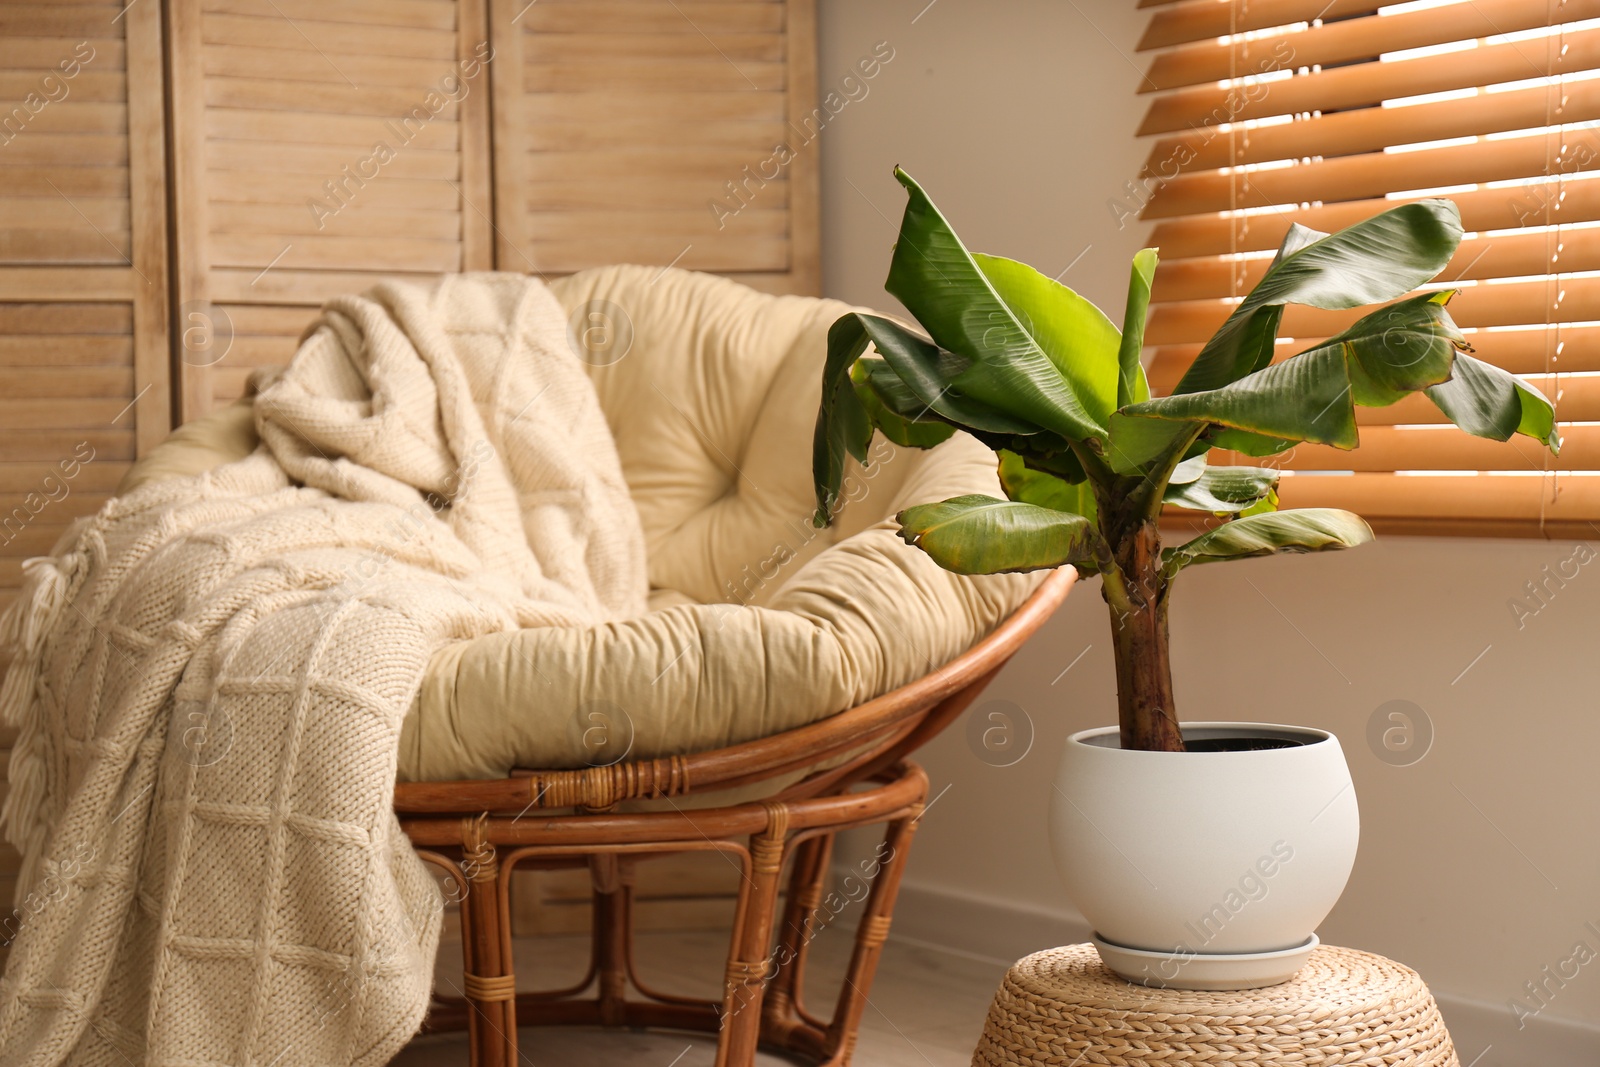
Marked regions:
[972,943,1458,1067]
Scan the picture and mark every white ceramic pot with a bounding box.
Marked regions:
[1049,722,1359,989]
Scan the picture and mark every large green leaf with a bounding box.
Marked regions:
[813,314,876,525]
[897,494,1103,575]
[853,359,959,450]
[1161,509,1374,578]
[1163,466,1280,514]
[1117,248,1157,408]
[1175,201,1463,396]
[973,252,1121,425]
[998,449,1096,523]
[1208,428,1297,457]
[884,167,1111,444]
[852,313,1041,434]
[1105,410,1203,474]
[1426,353,1561,452]
[1122,291,1468,449]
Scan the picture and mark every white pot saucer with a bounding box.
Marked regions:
[1090,932,1320,991]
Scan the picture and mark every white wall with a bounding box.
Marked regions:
[816,0,1600,1051]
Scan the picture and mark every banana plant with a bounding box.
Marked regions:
[812,167,1560,753]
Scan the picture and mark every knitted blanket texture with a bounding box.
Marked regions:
[0,274,647,1066]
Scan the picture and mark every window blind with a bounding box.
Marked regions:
[1135,0,1600,537]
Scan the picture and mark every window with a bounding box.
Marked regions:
[1134,0,1598,536]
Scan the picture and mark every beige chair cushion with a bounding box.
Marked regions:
[121,267,1043,780]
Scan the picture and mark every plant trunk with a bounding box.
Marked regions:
[1106,522,1185,752]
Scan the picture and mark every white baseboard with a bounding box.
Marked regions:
[888,880,1091,966]
[887,880,1600,1066]
[1432,991,1600,1067]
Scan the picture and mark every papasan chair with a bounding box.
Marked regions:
[121,265,1075,1067]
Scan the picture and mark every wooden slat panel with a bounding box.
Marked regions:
[201,45,470,88]
[0,37,124,69]
[207,201,463,241]
[518,2,786,35]
[201,13,457,60]
[0,4,126,39]
[523,57,786,93]
[0,71,124,102]
[210,268,435,303]
[0,463,126,494]
[527,175,789,212]
[202,0,459,31]
[208,234,462,273]
[207,171,460,211]
[204,108,462,150]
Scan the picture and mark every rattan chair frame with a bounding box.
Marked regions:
[394,567,1075,1066]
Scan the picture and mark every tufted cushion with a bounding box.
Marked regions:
[120,267,1052,781]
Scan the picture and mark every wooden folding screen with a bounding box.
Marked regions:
[1137,2,1599,536]
[0,0,171,945]
[0,0,820,935]
[168,0,820,420]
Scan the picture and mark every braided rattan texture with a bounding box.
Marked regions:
[972,944,1458,1067]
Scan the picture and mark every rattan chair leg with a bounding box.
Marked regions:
[714,803,791,1067]
[822,806,922,1065]
[461,818,517,1067]
[763,832,833,1039]
[591,854,632,1027]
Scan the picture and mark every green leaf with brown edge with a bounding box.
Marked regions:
[897,494,1104,575]
[1426,352,1561,453]
[853,313,1042,434]
[998,450,1096,523]
[1121,291,1468,449]
[1161,508,1374,579]
[852,359,960,450]
[1175,202,1463,396]
[1163,466,1280,514]
[885,167,1112,445]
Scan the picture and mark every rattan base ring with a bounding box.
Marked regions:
[972,943,1458,1067]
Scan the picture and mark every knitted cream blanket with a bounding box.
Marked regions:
[0,274,647,1066]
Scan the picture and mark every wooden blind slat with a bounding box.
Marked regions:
[1141,0,1593,93]
[1139,24,1600,136]
[1153,228,1600,304]
[1146,134,1572,219]
[1272,473,1595,528]
[1149,179,1600,261]
[1145,79,1600,178]
[1210,424,1595,472]
[1150,323,1600,384]
[1139,0,1381,52]
[1147,275,1600,349]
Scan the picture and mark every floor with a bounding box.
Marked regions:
[394,921,1009,1067]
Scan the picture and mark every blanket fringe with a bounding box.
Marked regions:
[0,549,83,902]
